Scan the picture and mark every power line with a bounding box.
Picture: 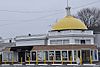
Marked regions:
[0,11,64,27]
[0,9,63,13]
[0,0,99,14]
[0,10,64,21]
[72,0,100,9]
[0,0,99,21]
[0,0,99,27]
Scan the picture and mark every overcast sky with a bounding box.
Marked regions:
[0,0,100,39]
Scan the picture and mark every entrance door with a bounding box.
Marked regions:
[18,52,25,62]
[82,50,90,63]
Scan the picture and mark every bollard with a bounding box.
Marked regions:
[44,55,46,64]
[80,56,82,65]
[53,56,54,64]
[62,57,63,64]
[90,56,92,64]
[12,54,14,64]
[28,56,30,64]
[70,56,72,64]
[36,55,38,64]
[20,57,22,64]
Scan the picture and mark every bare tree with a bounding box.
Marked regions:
[76,8,100,32]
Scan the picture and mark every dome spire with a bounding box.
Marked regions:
[65,0,71,16]
[67,0,69,7]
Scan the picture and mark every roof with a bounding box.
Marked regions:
[0,42,15,51]
[3,45,97,51]
[32,45,97,50]
[10,46,33,51]
[51,16,87,31]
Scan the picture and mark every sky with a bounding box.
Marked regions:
[0,0,100,39]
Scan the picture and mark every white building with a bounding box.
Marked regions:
[1,6,99,64]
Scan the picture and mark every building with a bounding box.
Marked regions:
[94,31,100,60]
[1,6,99,64]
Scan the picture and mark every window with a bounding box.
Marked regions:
[50,39,70,45]
[37,51,44,61]
[68,51,72,61]
[49,51,54,61]
[3,52,8,61]
[62,51,67,61]
[50,40,62,45]
[56,40,62,45]
[13,52,18,61]
[63,40,69,45]
[74,50,77,61]
[55,51,61,61]
[75,39,80,44]
[8,52,12,61]
[94,50,97,60]
[44,51,48,60]
[31,52,36,61]
[91,50,93,60]
[2,52,18,62]
[26,51,30,61]
[78,51,80,58]
[75,39,91,44]
[50,40,55,44]
[86,39,91,44]
[81,40,85,44]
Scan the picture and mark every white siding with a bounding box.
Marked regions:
[48,37,94,45]
[94,33,100,47]
[16,40,45,46]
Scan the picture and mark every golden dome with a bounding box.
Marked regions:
[51,16,87,31]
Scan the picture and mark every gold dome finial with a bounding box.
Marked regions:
[66,0,71,16]
[67,0,69,7]
[51,0,88,31]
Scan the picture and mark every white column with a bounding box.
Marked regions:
[48,39,50,45]
[48,51,49,61]
[72,50,74,61]
[90,49,91,62]
[93,50,95,61]
[67,50,69,61]
[80,50,82,59]
[61,50,62,61]
[17,52,18,62]
[97,49,99,61]
[36,51,38,61]
[70,38,75,44]
[25,52,26,62]
[54,51,55,61]
[47,51,49,61]
[30,51,32,62]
